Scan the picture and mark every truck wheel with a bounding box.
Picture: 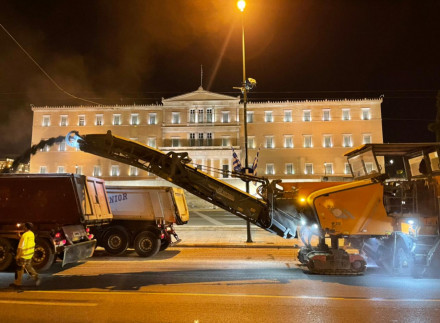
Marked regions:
[160,236,172,251]
[0,238,14,271]
[103,226,129,255]
[33,238,55,272]
[134,231,160,257]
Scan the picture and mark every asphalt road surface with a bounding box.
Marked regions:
[1,248,440,323]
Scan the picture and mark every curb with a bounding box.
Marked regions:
[172,244,298,249]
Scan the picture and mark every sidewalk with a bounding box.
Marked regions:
[173,225,300,249]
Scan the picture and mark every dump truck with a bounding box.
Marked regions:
[66,131,440,276]
[92,186,189,257]
[0,173,112,272]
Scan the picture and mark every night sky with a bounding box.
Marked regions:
[1,0,439,157]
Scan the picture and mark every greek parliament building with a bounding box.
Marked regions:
[30,87,383,193]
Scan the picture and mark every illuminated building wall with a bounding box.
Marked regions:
[30,87,383,185]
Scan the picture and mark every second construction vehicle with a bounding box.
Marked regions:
[67,131,440,276]
[93,186,189,257]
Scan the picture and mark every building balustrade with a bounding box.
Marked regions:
[162,138,239,148]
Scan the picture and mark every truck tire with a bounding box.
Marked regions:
[0,238,14,271]
[103,226,129,255]
[160,236,172,251]
[33,238,55,272]
[134,231,160,257]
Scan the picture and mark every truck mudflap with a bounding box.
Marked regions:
[62,240,97,267]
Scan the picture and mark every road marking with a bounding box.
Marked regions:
[0,299,97,307]
[192,211,224,226]
[23,290,440,302]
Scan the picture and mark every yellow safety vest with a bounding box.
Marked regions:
[18,231,35,260]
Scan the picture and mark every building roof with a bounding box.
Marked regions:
[345,143,440,157]
[162,86,239,103]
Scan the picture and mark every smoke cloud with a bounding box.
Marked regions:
[1,136,65,173]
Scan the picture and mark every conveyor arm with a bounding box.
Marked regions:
[67,130,300,238]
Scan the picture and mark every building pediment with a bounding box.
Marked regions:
[162,86,239,103]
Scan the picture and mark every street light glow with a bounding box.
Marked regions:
[237,0,246,12]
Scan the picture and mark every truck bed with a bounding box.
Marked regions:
[0,173,112,227]
[106,186,189,224]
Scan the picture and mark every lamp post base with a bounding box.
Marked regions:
[246,220,253,243]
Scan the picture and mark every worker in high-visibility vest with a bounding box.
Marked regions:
[10,222,41,288]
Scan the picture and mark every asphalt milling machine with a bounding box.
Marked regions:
[66,130,440,277]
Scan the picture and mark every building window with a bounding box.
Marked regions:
[363,134,372,144]
[222,136,230,147]
[59,140,66,152]
[265,111,273,123]
[57,166,65,173]
[222,111,230,123]
[365,162,374,173]
[247,111,254,123]
[265,136,274,149]
[248,136,255,149]
[149,113,157,125]
[323,135,332,148]
[172,112,180,124]
[39,166,47,174]
[206,133,213,146]
[305,163,313,175]
[285,163,294,175]
[343,134,353,147]
[198,109,204,123]
[42,115,51,127]
[303,110,311,122]
[110,165,120,177]
[40,140,50,152]
[266,164,275,175]
[342,109,350,121]
[131,114,139,125]
[95,114,103,126]
[284,110,292,122]
[304,135,312,148]
[75,166,82,175]
[198,133,204,146]
[60,115,68,126]
[189,133,196,146]
[207,108,213,123]
[78,115,85,126]
[345,163,352,175]
[324,163,333,175]
[189,109,196,123]
[93,165,101,177]
[362,108,371,120]
[113,114,121,125]
[148,137,156,148]
[284,136,293,148]
[323,109,331,121]
[129,166,139,176]
[171,138,180,147]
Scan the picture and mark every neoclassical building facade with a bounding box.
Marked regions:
[30,87,383,189]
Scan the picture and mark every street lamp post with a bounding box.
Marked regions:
[237,0,253,243]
